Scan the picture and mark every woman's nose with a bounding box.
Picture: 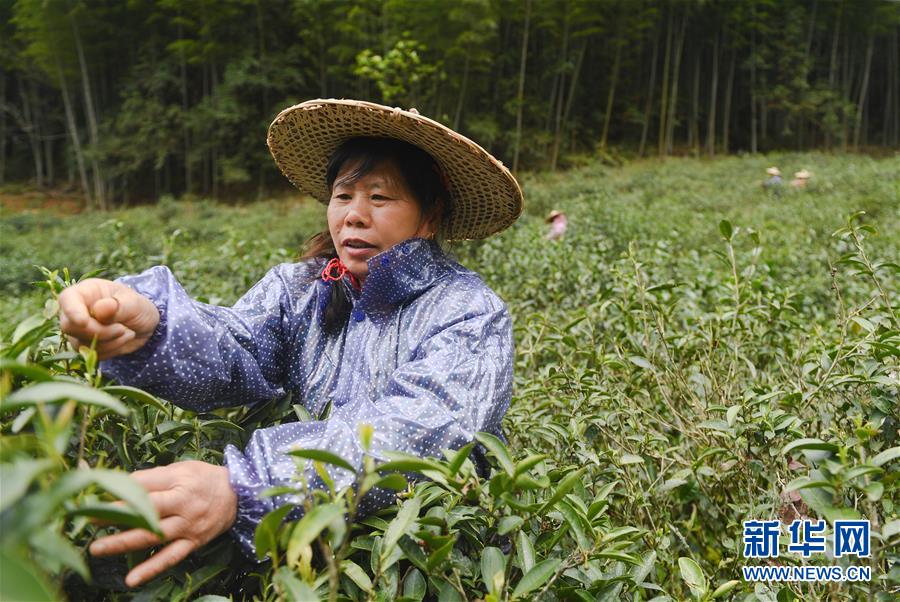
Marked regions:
[343,195,370,226]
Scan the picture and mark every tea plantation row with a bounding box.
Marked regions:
[1,152,897,601]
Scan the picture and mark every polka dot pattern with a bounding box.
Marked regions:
[101,238,514,558]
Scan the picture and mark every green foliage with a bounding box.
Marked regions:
[1,154,898,600]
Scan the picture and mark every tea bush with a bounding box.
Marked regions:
[1,153,898,601]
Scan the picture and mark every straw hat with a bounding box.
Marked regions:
[766,166,781,176]
[546,209,565,223]
[267,99,524,240]
[794,169,811,179]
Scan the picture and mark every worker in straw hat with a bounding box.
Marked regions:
[791,169,811,188]
[763,166,783,197]
[546,209,568,240]
[58,99,523,586]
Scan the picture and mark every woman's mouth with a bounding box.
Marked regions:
[342,238,378,258]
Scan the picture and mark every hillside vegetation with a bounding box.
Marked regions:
[1,153,898,601]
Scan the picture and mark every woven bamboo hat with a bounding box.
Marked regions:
[794,169,811,179]
[267,99,524,240]
[766,166,781,176]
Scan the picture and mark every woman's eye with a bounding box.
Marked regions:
[333,193,351,201]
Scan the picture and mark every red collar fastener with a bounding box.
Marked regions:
[322,257,360,290]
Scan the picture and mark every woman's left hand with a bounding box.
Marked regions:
[89,461,237,588]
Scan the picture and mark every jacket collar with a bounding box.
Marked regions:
[351,238,450,313]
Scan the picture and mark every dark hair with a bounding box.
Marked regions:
[301,137,451,332]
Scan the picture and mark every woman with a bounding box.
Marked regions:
[58,99,523,587]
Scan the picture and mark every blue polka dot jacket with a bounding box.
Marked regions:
[101,238,513,556]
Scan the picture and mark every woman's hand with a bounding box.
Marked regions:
[89,461,238,588]
[59,278,160,360]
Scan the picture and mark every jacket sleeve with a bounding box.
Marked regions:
[100,264,302,411]
[223,293,513,556]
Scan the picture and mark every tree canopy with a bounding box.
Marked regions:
[1,0,898,206]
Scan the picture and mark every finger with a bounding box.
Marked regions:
[96,330,137,359]
[147,489,183,517]
[125,538,195,588]
[62,317,129,345]
[58,287,94,331]
[89,516,182,556]
[130,465,184,492]
[91,296,121,324]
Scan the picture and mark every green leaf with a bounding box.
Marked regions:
[863,482,883,502]
[0,358,54,381]
[382,497,421,561]
[402,568,427,601]
[0,548,56,602]
[480,546,506,595]
[881,519,900,539]
[437,580,463,602]
[628,356,652,369]
[287,503,343,565]
[512,557,561,598]
[274,566,319,601]
[254,504,294,561]
[2,382,129,416]
[556,499,593,551]
[287,448,355,472]
[782,438,839,455]
[726,405,741,426]
[516,530,536,573]
[513,453,547,477]
[711,580,740,599]
[475,432,515,476]
[341,559,372,593]
[398,535,429,572]
[631,550,656,584]
[871,446,900,467]
[0,459,54,512]
[678,557,708,600]
[29,529,89,580]
[426,537,455,572]
[498,515,525,535]
[378,453,449,476]
[719,219,733,241]
[68,502,156,531]
[539,467,586,512]
[102,385,168,411]
[445,441,475,476]
[43,469,161,535]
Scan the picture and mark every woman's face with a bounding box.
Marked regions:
[327,159,435,283]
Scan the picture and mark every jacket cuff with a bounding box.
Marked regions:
[224,443,273,559]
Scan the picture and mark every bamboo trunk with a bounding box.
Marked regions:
[550,6,570,171]
[706,32,720,157]
[19,76,44,187]
[178,15,192,196]
[71,10,106,209]
[452,51,470,132]
[657,7,674,156]
[600,40,622,150]
[750,8,758,154]
[511,0,531,172]
[57,58,92,209]
[689,49,700,155]
[853,34,874,149]
[665,12,686,155]
[722,51,735,154]
[639,24,660,157]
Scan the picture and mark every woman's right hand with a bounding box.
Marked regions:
[59,278,160,360]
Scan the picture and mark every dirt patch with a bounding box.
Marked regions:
[0,191,85,216]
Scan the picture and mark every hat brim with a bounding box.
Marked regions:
[267,99,524,240]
